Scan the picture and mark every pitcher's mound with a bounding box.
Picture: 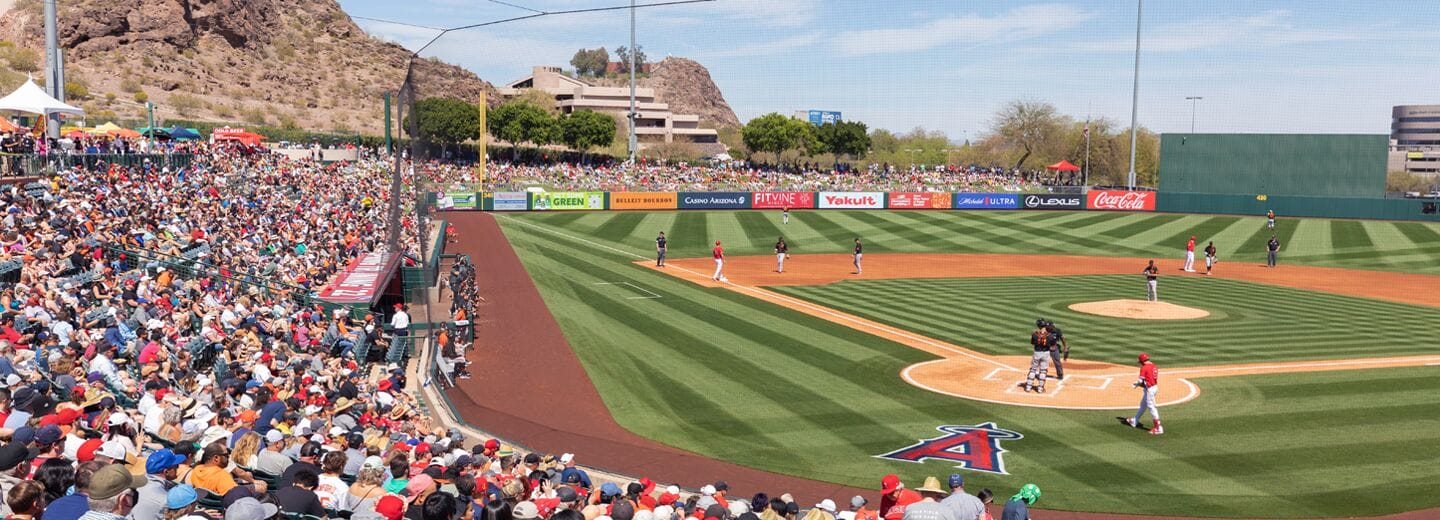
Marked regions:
[1069,299,1210,320]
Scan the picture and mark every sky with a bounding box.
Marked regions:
[337,0,1440,141]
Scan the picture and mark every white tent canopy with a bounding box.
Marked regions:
[0,78,84,116]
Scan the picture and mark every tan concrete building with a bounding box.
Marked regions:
[499,66,719,146]
[1389,105,1440,176]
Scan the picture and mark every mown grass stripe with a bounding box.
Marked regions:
[668,211,709,256]
[592,212,647,243]
[846,211,948,250]
[1393,221,1440,245]
[735,211,789,250]
[1329,220,1373,250]
[794,211,866,249]
[1099,214,1183,239]
[1156,216,1243,252]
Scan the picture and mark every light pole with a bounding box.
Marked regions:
[627,0,638,165]
[1126,0,1143,190]
[1185,96,1202,133]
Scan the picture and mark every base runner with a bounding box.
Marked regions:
[712,240,727,282]
[1125,353,1163,435]
[853,237,863,275]
[775,236,788,273]
[1024,321,1052,393]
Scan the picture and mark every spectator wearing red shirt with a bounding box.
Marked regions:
[879,474,921,520]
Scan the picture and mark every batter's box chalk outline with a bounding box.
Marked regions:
[1004,382,1059,397]
[1063,376,1113,390]
[592,282,663,300]
[983,367,1025,381]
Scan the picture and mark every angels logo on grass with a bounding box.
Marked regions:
[875,423,1022,475]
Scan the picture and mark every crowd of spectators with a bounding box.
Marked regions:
[481,160,1085,194]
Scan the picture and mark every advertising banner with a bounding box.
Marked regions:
[678,192,751,209]
[887,192,954,209]
[491,192,529,211]
[752,191,815,209]
[611,192,679,210]
[1021,193,1084,210]
[818,192,885,209]
[1086,190,1157,211]
[533,192,605,211]
[318,253,400,305]
[953,193,1021,210]
[447,192,479,210]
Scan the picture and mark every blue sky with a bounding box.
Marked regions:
[337,0,1440,140]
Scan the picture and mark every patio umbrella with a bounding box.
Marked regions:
[63,129,90,138]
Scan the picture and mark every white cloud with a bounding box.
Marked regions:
[690,32,822,59]
[833,4,1091,56]
[1072,9,1415,53]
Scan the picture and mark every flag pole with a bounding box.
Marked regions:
[1083,114,1091,188]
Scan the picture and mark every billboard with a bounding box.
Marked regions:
[953,193,1021,209]
[448,192,479,210]
[490,192,529,211]
[533,192,605,211]
[887,192,953,209]
[679,192,751,209]
[611,192,678,210]
[1087,190,1157,211]
[818,192,885,209]
[1021,193,1084,210]
[807,110,841,126]
[752,191,815,209]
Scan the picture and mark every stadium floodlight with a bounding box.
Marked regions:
[1186,96,1203,134]
[1126,0,1143,190]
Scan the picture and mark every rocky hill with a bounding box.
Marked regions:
[0,0,498,135]
[589,57,739,129]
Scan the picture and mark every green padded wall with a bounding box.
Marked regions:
[1159,134,1387,198]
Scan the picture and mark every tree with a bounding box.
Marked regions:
[487,100,555,160]
[815,120,870,159]
[407,97,481,152]
[741,113,816,165]
[559,110,616,161]
[614,45,647,73]
[992,100,1067,170]
[569,47,609,76]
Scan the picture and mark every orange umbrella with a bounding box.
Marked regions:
[106,127,142,138]
[64,129,90,138]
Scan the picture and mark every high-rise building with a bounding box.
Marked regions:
[1389,105,1440,175]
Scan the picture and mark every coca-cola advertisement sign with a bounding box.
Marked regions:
[818,192,885,209]
[752,192,815,209]
[1086,190,1157,211]
[1021,194,1084,210]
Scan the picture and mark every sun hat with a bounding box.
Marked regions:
[89,464,147,500]
[225,497,279,520]
[914,476,946,495]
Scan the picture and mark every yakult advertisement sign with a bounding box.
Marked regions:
[818,192,885,209]
[751,192,815,209]
[1086,190,1157,211]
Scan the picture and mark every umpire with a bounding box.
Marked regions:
[1042,319,1069,380]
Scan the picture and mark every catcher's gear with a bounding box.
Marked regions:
[1035,318,1046,328]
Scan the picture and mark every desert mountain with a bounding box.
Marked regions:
[588,57,739,129]
[0,0,498,135]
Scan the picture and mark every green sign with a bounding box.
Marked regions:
[448,192,479,210]
[532,192,605,211]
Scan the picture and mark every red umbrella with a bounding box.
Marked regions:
[1047,160,1081,172]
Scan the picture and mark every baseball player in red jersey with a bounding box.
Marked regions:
[1182,236,1196,272]
[1125,353,1163,435]
[712,241,727,282]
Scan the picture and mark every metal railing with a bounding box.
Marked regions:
[0,153,202,177]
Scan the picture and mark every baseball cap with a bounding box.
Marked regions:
[76,438,104,462]
[700,484,716,496]
[880,474,902,494]
[362,455,385,470]
[146,448,188,474]
[601,482,622,497]
[34,425,62,446]
[108,412,132,427]
[226,497,280,520]
[375,495,406,520]
[265,430,285,443]
[0,443,27,471]
[97,440,129,461]
[514,501,541,520]
[404,474,435,502]
[1139,353,1150,363]
[10,427,35,446]
[557,486,580,503]
[948,474,964,488]
[167,484,203,509]
[89,464,147,500]
[815,500,836,513]
[850,496,867,508]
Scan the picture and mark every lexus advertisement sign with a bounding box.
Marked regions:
[1022,194,1084,210]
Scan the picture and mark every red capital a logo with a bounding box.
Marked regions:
[875,423,1023,475]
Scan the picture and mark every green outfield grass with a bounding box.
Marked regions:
[518,210,1440,273]
[771,275,1440,367]
[493,211,1440,518]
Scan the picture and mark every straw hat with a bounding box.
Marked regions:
[914,476,946,495]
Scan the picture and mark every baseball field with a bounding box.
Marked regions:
[465,209,1440,518]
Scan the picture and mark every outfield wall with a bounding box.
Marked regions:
[445,190,1439,221]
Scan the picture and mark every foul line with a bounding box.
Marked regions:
[502,216,1011,370]
[899,359,1202,410]
[593,282,662,299]
[1097,354,1440,378]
